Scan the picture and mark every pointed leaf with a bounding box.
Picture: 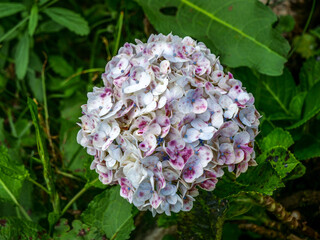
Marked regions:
[288,81,320,129]
[0,3,26,18]
[138,0,290,76]
[14,31,30,80]
[233,67,297,120]
[260,128,294,152]
[43,7,89,35]
[299,57,320,91]
[82,186,135,240]
[28,4,39,36]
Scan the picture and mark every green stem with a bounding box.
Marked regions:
[0,17,29,43]
[0,178,32,221]
[113,11,124,56]
[64,68,104,83]
[7,108,17,138]
[56,169,85,182]
[27,177,50,194]
[60,178,98,217]
[288,0,316,58]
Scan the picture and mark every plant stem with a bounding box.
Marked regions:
[238,223,286,240]
[0,17,29,43]
[41,52,57,163]
[56,169,85,182]
[60,178,98,217]
[0,178,32,221]
[113,11,124,56]
[27,177,50,194]
[248,192,320,239]
[288,0,316,58]
[64,68,104,83]
[28,98,60,216]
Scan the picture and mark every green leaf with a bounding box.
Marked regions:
[0,145,29,180]
[49,55,74,77]
[178,191,227,240]
[214,146,300,198]
[293,33,318,59]
[14,31,30,80]
[0,3,26,18]
[214,162,284,198]
[82,186,135,240]
[0,173,24,203]
[0,146,29,202]
[294,132,320,160]
[299,57,320,91]
[260,128,294,152]
[288,81,320,129]
[275,15,295,33]
[263,147,299,179]
[43,7,90,35]
[0,217,49,239]
[28,4,39,36]
[37,20,65,33]
[233,67,296,120]
[137,0,290,76]
[289,92,307,119]
[56,220,104,239]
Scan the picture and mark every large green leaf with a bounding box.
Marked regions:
[0,3,26,18]
[288,81,320,129]
[0,146,29,180]
[263,147,299,179]
[178,192,227,240]
[233,67,297,120]
[299,57,320,91]
[214,145,302,199]
[14,31,30,80]
[260,128,294,152]
[43,7,90,35]
[82,186,135,240]
[138,0,290,76]
[0,146,29,202]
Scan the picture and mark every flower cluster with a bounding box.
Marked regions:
[77,33,260,216]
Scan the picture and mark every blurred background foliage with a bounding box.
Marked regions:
[0,0,320,239]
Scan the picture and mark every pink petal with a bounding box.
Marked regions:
[193,98,207,114]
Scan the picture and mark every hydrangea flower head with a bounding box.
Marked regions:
[77,33,260,216]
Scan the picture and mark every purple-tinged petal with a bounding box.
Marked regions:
[193,98,207,114]
[182,156,203,183]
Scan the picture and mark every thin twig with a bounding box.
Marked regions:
[0,178,32,221]
[288,0,316,58]
[60,178,99,217]
[27,177,50,194]
[41,52,57,163]
[64,68,104,83]
[56,168,85,182]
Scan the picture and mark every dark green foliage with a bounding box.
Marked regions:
[82,186,135,240]
[178,192,228,240]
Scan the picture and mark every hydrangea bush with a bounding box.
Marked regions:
[77,33,260,216]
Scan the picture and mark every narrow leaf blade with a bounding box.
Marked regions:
[14,31,30,80]
[28,4,39,36]
[0,3,26,18]
[43,7,89,35]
